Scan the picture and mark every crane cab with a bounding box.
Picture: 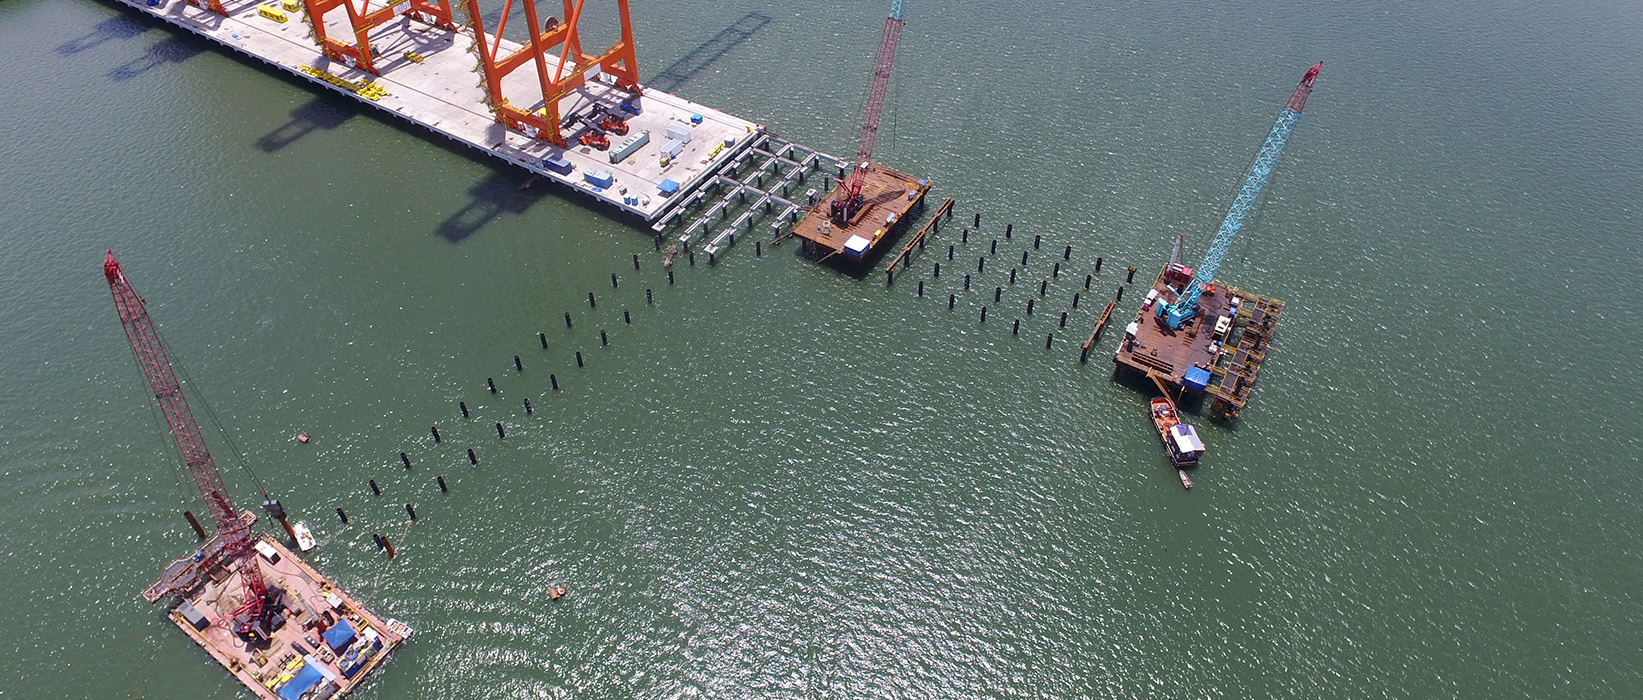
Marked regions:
[1162,263,1194,287]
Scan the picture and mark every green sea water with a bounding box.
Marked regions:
[2,0,1641,697]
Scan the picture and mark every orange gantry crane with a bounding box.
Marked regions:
[462,0,643,147]
[299,0,458,75]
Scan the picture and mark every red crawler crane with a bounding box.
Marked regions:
[105,251,271,637]
[830,0,907,226]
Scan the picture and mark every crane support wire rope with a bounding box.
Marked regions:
[167,346,273,501]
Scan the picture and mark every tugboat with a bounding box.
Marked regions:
[1149,396,1206,488]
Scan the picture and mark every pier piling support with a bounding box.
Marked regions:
[184,511,206,539]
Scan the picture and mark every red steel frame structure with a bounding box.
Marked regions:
[302,0,457,75]
[462,0,642,147]
[830,0,906,225]
[185,0,228,17]
[104,251,266,626]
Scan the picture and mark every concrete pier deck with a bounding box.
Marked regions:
[110,0,762,221]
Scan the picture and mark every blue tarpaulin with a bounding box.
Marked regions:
[322,618,356,652]
[1183,366,1211,392]
[658,179,680,194]
[276,662,325,700]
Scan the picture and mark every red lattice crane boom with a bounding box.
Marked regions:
[104,251,268,630]
[830,0,907,226]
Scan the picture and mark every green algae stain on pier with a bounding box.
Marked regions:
[1,0,1642,698]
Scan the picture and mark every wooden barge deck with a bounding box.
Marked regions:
[152,520,408,699]
[1112,266,1284,419]
[789,164,930,263]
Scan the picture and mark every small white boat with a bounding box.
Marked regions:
[292,521,317,551]
[385,618,415,639]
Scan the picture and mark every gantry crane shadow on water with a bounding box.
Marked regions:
[108,35,205,82]
[255,95,357,152]
[645,13,771,93]
[56,15,150,55]
[435,168,553,243]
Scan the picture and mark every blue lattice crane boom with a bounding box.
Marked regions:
[1158,62,1320,329]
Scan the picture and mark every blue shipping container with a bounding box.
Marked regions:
[584,170,614,189]
[543,155,573,175]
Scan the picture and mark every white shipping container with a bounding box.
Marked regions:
[665,124,692,143]
[661,138,684,158]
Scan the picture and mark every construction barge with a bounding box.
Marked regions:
[1115,265,1285,419]
[147,515,410,700]
[790,164,931,263]
[106,251,406,700]
[1113,62,1317,423]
